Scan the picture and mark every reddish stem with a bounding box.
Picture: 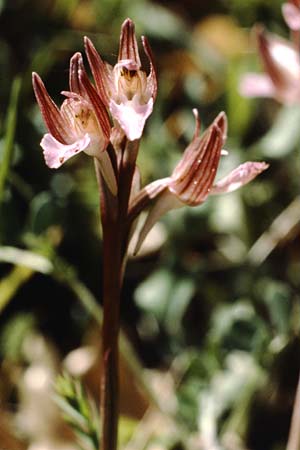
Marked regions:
[95,139,139,450]
[99,169,121,450]
[101,226,121,450]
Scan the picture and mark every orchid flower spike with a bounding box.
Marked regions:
[133,111,269,255]
[32,53,117,195]
[84,18,157,141]
[240,26,300,104]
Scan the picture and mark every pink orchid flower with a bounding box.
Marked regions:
[132,111,269,254]
[84,18,157,141]
[240,26,300,104]
[240,0,300,106]
[32,53,117,194]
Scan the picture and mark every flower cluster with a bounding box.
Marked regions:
[240,0,300,104]
[33,18,268,254]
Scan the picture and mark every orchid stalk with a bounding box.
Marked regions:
[33,18,268,450]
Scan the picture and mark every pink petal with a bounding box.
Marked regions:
[84,36,113,107]
[78,67,111,142]
[32,73,69,144]
[239,73,275,98]
[69,52,86,97]
[142,36,158,100]
[169,112,226,206]
[210,162,269,195]
[255,28,300,103]
[41,133,90,169]
[282,3,300,30]
[266,34,300,80]
[110,96,153,141]
[118,18,141,67]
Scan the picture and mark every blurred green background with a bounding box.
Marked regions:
[0,1,299,449]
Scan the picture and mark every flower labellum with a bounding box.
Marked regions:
[84,18,157,141]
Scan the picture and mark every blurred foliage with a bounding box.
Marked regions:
[55,373,100,450]
[0,0,300,450]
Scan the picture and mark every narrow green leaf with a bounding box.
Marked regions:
[0,265,33,314]
[0,76,22,205]
[0,246,53,274]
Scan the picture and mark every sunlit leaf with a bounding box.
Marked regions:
[0,265,33,314]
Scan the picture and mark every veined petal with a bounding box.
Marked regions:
[134,189,183,255]
[41,133,91,169]
[256,27,300,96]
[69,52,86,97]
[169,112,226,206]
[142,35,158,100]
[84,36,113,107]
[110,95,153,141]
[210,161,269,195]
[78,67,111,142]
[239,73,275,98]
[118,18,141,67]
[282,3,300,30]
[32,73,69,143]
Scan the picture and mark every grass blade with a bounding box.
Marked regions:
[0,76,22,204]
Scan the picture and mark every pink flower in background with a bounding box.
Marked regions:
[240,26,300,104]
[33,53,117,194]
[84,18,157,141]
[282,0,300,31]
[132,111,269,254]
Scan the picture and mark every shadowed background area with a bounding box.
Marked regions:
[0,1,299,449]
